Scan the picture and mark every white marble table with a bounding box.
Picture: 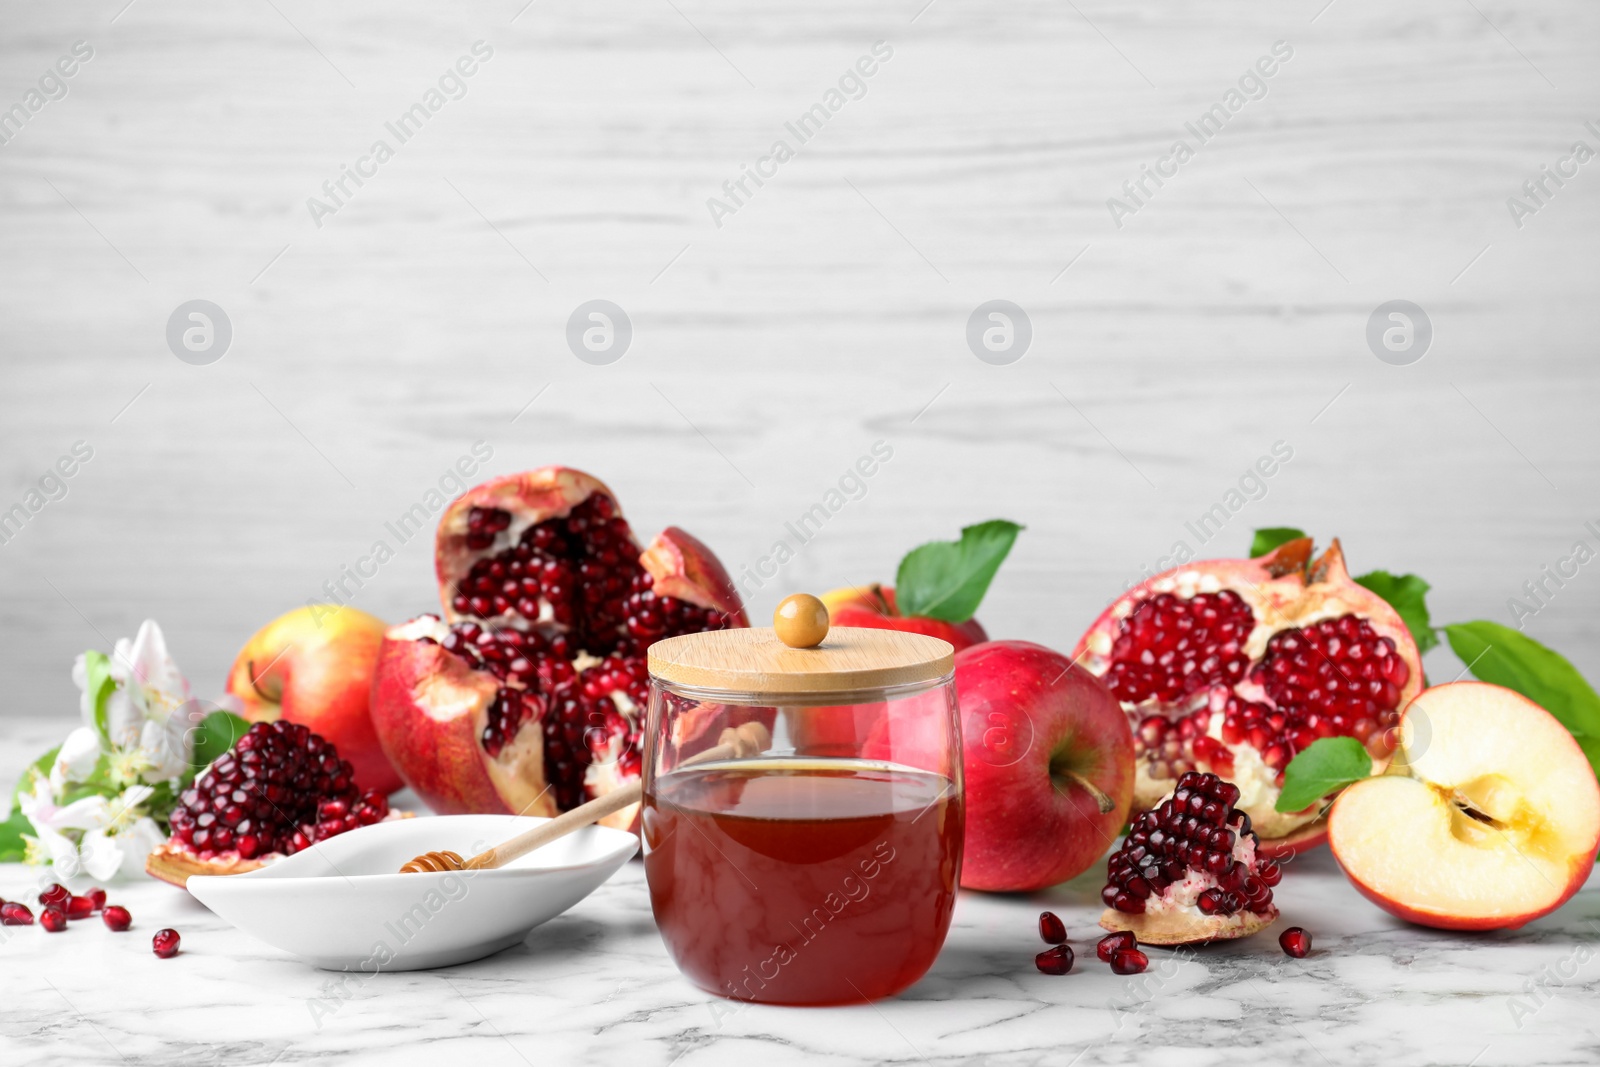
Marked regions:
[3,809,1597,1067]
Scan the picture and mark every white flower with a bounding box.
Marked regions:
[74,620,197,781]
[19,777,112,834]
[50,726,105,792]
[18,780,159,883]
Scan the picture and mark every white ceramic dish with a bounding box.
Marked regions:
[187,814,638,971]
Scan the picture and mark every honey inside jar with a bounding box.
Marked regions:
[642,758,962,1005]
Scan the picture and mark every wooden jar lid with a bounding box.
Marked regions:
[648,626,955,696]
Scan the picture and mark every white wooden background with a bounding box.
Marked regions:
[2,0,1598,765]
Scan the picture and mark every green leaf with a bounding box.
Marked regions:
[1276,737,1373,812]
[1355,570,1439,654]
[894,520,1024,623]
[1250,527,1307,558]
[0,807,32,863]
[82,650,116,740]
[1444,621,1600,775]
[191,710,250,773]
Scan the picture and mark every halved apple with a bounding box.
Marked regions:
[1329,682,1600,931]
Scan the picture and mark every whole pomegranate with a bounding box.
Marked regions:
[1073,538,1423,855]
[370,467,751,827]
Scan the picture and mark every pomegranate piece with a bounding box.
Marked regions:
[86,888,106,911]
[1096,931,1136,962]
[102,906,132,931]
[1099,772,1281,945]
[39,883,70,909]
[1038,910,1067,945]
[40,906,67,932]
[152,928,181,958]
[372,468,753,827]
[148,721,394,887]
[1279,927,1312,958]
[1035,944,1074,975]
[66,896,94,920]
[1074,539,1424,854]
[1,902,34,925]
[1110,948,1149,975]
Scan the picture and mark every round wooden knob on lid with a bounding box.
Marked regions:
[648,608,954,701]
[773,593,830,648]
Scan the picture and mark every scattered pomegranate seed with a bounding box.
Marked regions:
[1,902,34,925]
[102,906,132,932]
[40,906,68,932]
[1279,927,1312,958]
[1038,911,1066,945]
[1097,931,1137,962]
[86,888,107,911]
[1110,948,1149,975]
[1035,944,1074,975]
[66,896,94,920]
[152,928,181,958]
[40,883,70,909]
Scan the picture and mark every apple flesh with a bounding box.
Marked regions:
[1329,682,1600,931]
[821,584,988,652]
[226,605,402,795]
[952,640,1135,891]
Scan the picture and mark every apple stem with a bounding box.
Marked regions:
[246,660,273,703]
[1062,771,1116,815]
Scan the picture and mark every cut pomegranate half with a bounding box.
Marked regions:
[146,721,401,888]
[1099,772,1281,945]
[372,467,754,827]
[1073,538,1423,854]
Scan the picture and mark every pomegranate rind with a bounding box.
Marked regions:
[1256,819,1330,859]
[1073,539,1423,845]
[146,842,265,888]
[641,527,749,623]
[434,467,618,617]
[1098,904,1278,946]
[370,628,558,817]
[146,812,415,889]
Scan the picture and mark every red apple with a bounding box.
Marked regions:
[953,640,1136,891]
[225,605,403,795]
[1329,681,1600,930]
[822,585,988,652]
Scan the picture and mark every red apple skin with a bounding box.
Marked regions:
[823,585,988,652]
[225,606,403,795]
[953,640,1135,892]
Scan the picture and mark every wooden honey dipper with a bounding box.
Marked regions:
[400,719,772,874]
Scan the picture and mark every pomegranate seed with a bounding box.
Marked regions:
[1097,931,1136,962]
[102,906,132,932]
[66,896,94,920]
[166,721,360,861]
[1279,927,1312,958]
[1102,578,1414,823]
[39,883,70,909]
[1038,911,1066,945]
[152,928,181,958]
[1035,945,1074,975]
[425,494,730,813]
[1,902,34,925]
[40,906,67,932]
[1110,948,1149,975]
[87,888,106,911]
[1100,772,1277,941]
